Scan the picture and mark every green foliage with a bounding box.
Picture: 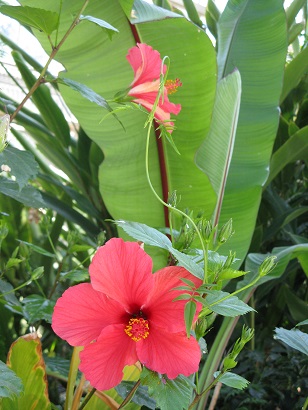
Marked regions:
[0,360,23,400]
[140,368,195,410]
[274,327,308,356]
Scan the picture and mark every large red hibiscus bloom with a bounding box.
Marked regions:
[52,238,202,391]
[127,43,182,133]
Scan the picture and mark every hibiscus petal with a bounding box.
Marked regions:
[137,326,201,379]
[127,43,166,87]
[89,238,154,313]
[143,267,202,333]
[79,324,138,391]
[52,283,127,346]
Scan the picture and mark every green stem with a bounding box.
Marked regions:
[302,396,308,410]
[119,379,141,409]
[78,388,96,410]
[145,126,208,282]
[10,0,89,121]
[65,346,83,410]
[0,279,31,297]
[189,371,225,409]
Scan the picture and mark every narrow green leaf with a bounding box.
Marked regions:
[0,6,58,35]
[22,295,55,323]
[1,333,51,409]
[5,258,23,269]
[17,240,55,257]
[280,46,308,103]
[266,126,308,186]
[195,70,241,226]
[296,319,308,326]
[274,327,308,355]
[285,0,306,28]
[0,360,23,400]
[182,0,203,27]
[0,146,39,190]
[214,371,249,389]
[79,15,119,38]
[140,368,195,410]
[184,300,197,338]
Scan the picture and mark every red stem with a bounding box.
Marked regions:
[129,22,170,228]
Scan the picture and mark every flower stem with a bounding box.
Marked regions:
[119,379,141,409]
[145,125,208,282]
[78,387,96,410]
[10,0,89,122]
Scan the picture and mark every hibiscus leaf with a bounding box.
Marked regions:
[116,220,204,279]
[22,295,55,323]
[0,360,23,399]
[184,300,197,338]
[115,219,172,250]
[214,371,250,390]
[274,327,308,356]
[115,381,156,409]
[205,290,254,317]
[79,15,119,39]
[140,368,195,410]
[0,146,39,191]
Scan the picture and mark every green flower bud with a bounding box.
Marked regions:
[259,255,277,277]
[217,219,233,244]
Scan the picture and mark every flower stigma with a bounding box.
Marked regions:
[165,78,182,95]
[125,317,150,341]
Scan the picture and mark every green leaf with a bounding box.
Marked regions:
[5,258,23,269]
[205,290,254,316]
[0,360,23,400]
[116,220,204,279]
[79,15,119,38]
[140,368,194,410]
[195,70,241,225]
[274,327,308,356]
[214,371,249,389]
[266,126,308,186]
[22,295,55,323]
[130,0,181,23]
[1,333,51,409]
[17,240,55,257]
[216,0,287,262]
[115,381,156,409]
[0,6,58,35]
[0,146,39,191]
[280,46,308,103]
[60,269,89,283]
[0,177,46,208]
[0,279,22,315]
[297,319,308,327]
[285,0,306,28]
[184,300,197,338]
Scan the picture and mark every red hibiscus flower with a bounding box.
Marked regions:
[126,43,182,133]
[52,238,202,391]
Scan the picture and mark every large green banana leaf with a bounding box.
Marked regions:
[18,0,286,267]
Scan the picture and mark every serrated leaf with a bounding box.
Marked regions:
[22,295,55,323]
[184,300,197,338]
[0,360,23,399]
[274,327,308,355]
[205,290,255,317]
[140,368,194,410]
[0,146,39,190]
[1,333,51,409]
[214,371,249,390]
[0,177,46,208]
[17,240,55,257]
[116,220,204,279]
[0,6,58,35]
[79,15,119,39]
[115,381,156,409]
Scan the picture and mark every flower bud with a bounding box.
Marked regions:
[259,255,276,277]
[217,219,233,244]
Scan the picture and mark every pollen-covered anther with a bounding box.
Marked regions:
[165,78,182,95]
[125,317,150,341]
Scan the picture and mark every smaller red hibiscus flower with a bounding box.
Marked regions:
[52,238,201,391]
[126,43,182,133]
